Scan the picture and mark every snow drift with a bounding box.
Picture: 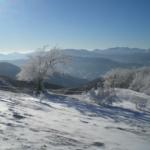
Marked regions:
[0,89,150,150]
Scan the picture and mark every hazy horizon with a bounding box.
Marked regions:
[0,46,149,55]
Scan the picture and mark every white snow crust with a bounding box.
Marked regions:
[0,89,150,150]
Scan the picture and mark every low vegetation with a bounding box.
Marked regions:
[86,87,119,105]
[104,67,150,95]
[85,88,149,111]
[80,67,150,111]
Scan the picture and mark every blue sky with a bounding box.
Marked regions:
[0,0,150,54]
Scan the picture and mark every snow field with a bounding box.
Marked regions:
[0,89,150,150]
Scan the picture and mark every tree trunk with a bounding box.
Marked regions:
[36,78,45,94]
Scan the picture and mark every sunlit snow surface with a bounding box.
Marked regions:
[0,89,150,150]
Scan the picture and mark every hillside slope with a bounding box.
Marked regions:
[70,57,141,80]
[0,75,63,91]
[0,62,20,79]
[0,89,150,149]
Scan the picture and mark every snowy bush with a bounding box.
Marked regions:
[86,86,149,111]
[104,67,150,95]
[134,97,148,111]
[112,88,150,111]
[129,67,150,95]
[87,87,120,105]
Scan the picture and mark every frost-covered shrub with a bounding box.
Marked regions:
[104,67,150,95]
[128,94,148,111]
[135,97,148,111]
[87,87,120,105]
[131,67,150,95]
[129,70,150,95]
[129,72,143,92]
[104,68,134,89]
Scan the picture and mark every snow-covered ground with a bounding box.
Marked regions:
[0,89,150,150]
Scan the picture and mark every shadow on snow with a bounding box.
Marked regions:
[44,93,150,125]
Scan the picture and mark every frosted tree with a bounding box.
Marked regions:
[129,67,150,95]
[17,45,72,94]
[104,68,126,89]
[104,68,135,89]
[104,66,150,95]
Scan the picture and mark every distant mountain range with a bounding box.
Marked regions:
[0,62,89,88]
[93,47,150,65]
[0,47,149,81]
[65,47,150,65]
[1,47,150,64]
[0,57,142,80]
[69,57,141,80]
[1,47,150,61]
